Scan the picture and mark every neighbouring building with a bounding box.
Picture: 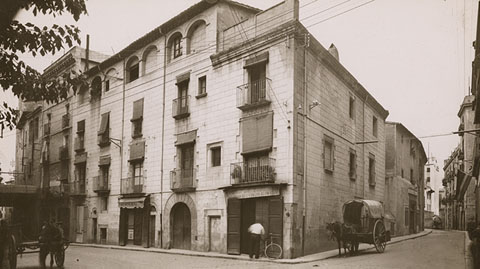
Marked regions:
[424,156,442,228]
[443,146,462,230]
[384,122,427,236]
[13,0,391,258]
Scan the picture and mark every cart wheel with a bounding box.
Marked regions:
[373,220,387,253]
[55,249,65,268]
[8,234,17,269]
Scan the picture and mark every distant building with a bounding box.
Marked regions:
[424,156,442,228]
[384,122,427,236]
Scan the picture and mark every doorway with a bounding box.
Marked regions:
[208,216,222,252]
[171,202,191,250]
[240,199,256,254]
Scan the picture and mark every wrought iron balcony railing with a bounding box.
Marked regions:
[236,78,272,110]
[121,176,145,195]
[230,158,276,185]
[172,96,190,119]
[170,168,196,192]
[93,175,111,193]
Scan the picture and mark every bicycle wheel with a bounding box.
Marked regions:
[265,243,282,259]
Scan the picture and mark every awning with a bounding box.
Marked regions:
[175,130,197,146]
[129,141,145,161]
[118,197,146,209]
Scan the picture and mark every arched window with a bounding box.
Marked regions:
[167,33,183,62]
[186,20,206,54]
[126,56,140,83]
[90,76,102,99]
[142,46,158,75]
[77,84,89,105]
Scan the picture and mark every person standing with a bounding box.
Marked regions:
[248,222,265,259]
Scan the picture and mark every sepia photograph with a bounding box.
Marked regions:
[0,0,478,268]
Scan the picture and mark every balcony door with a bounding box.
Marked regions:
[248,63,266,103]
[178,82,188,114]
[180,145,194,186]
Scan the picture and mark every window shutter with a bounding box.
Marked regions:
[129,141,146,161]
[131,99,144,121]
[242,112,273,154]
[77,120,85,133]
[98,113,110,135]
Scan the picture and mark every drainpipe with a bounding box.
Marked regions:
[301,33,309,257]
[119,56,126,236]
[159,28,167,248]
[362,95,368,199]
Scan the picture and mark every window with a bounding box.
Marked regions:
[198,76,207,96]
[33,118,39,140]
[211,147,221,167]
[372,116,378,138]
[247,63,267,104]
[410,168,414,184]
[100,196,108,212]
[349,96,355,119]
[180,144,194,178]
[401,135,403,144]
[98,112,110,147]
[404,207,409,226]
[401,169,404,178]
[75,120,85,152]
[100,227,107,243]
[105,79,110,92]
[426,167,430,172]
[349,149,356,180]
[132,162,144,179]
[173,36,182,58]
[173,80,189,118]
[368,153,376,186]
[101,165,109,185]
[427,177,430,183]
[323,136,334,172]
[241,112,273,154]
[131,99,144,138]
[126,57,140,83]
[91,77,102,98]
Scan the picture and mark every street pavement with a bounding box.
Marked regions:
[15,229,464,269]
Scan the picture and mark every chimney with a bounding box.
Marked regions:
[328,43,339,62]
[85,34,90,71]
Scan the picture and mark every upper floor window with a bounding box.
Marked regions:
[349,148,356,180]
[75,120,85,152]
[131,98,144,138]
[173,37,182,58]
[98,112,110,147]
[211,146,221,167]
[372,116,378,138]
[126,57,139,83]
[198,76,206,97]
[323,135,334,172]
[105,79,110,92]
[349,96,355,119]
[427,167,430,172]
[143,46,157,75]
[187,20,206,54]
[369,153,376,186]
[91,76,102,99]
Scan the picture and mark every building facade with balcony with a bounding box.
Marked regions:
[25,0,392,258]
[384,122,427,236]
[443,147,462,230]
[423,156,443,228]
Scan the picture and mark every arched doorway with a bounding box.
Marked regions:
[171,202,191,250]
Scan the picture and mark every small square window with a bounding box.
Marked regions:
[211,147,221,167]
[198,76,207,96]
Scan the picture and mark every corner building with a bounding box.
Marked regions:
[74,0,389,258]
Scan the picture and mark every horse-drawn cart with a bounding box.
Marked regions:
[6,223,69,269]
[342,199,391,253]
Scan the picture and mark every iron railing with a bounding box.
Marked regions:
[170,168,196,191]
[172,96,190,119]
[236,78,272,110]
[230,158,276,185]
[121,176,145,194]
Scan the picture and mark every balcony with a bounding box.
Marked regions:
[62,114,70,129]
[74,137,85,152]
[65,181,86,196]
[43,123,50,137]
[97,133,110,147]
[59,146,69,160]
[236,78,272,111]
[121,176,145,195]
[93,175,111,194]
[170,168,196,192]
[172,96,190,119]
[230,158,276,185]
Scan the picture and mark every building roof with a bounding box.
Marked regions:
[85,0,261,77]
[386,121,427,162]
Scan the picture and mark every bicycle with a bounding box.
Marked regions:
[264,233,282,259]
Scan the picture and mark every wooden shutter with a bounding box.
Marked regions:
[83,206,89,233]
[134,209,143,245]
[98,113,110,135]
[242,113,273,154]
[119,208,127,246]
[129,141,146,161]
[227,198,241,254]
[131,99,144,121]
[268,197,283,247]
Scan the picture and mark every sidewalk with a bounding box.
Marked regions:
[71,229,432,265]
[465,231,474,269]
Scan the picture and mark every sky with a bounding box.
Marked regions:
[0,0,477,179]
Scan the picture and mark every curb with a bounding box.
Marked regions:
[71,229,433,265]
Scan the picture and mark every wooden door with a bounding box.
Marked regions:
[240,199,256,254]
[134,209,143,245]
[172,203,191,250]
[227,198,241,254]
[268,197,283,247]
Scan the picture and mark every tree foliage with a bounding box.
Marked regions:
[0,0,88,131]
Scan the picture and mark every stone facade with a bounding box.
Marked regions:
[384,122,426,236]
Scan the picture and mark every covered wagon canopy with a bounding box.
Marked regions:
[343,199,385,225]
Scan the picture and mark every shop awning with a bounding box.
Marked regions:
[118,197,146,209]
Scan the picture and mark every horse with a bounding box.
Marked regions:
[39,221,63,269]
[326,221,359,257]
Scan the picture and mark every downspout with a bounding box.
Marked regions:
[119,56,126,240]
[301,33,309,257]
[159,28,167,248]
[363,94,368,199]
